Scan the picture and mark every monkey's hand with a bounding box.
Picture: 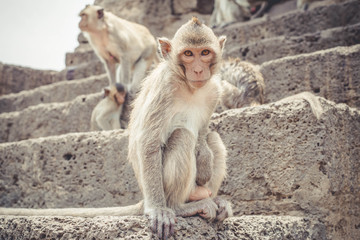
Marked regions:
[213,196,233,221]
[147,207,177,240]
[196,144,214,186]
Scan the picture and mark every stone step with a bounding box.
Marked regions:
[215,0,360,47]
[0,92,101,143]
[0,62,64,96]
[260,44,360,108]
[0,97,359,238]
[0,215,327,240]
[1,44,358,143]
[226,22,360,65]
[0,74,107,114]
[57,21,360,82]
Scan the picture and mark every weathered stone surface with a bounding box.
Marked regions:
[0,93,102,143]
[0,215,326,240]
[0,130,140,209]
[0,74,107,114]
[0,97,359,239]
[261,44,360,108]
[214,0,360,47]
[93,0,210,38]
[0,62,64,95]
[211,98,360,240]
[65,48,98,67]
[225,23,360,64]
[63,60,105,81]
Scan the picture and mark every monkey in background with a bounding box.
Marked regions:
[216,58,265,112]
[78,5,159,93]
[210,0,251,27]
[90,83,126,130]
[0,18,232,240]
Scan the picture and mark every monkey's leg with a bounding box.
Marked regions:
[145,128,196,240]
[163,128,197,208]
[195,129,214,186]
[119,59,131,86]
[206,131,227,195]
[131,57,148,94]
[206,131,233,221]
[104,60,117,86]
[163,128,220,221]
[110,106,122,130]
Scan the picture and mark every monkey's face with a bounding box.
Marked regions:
[114,92,126,106]
[78,5,105,32]
[179,48,214,89]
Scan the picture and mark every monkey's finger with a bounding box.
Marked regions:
[157,216,164,240]
[149,213,158,235]
[216,208,228,222]
[170,216,176,236]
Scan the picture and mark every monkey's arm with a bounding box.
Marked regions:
[139,133,176,239]
[119,58,131,86]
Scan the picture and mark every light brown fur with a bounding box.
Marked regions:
[128,17,232,239]
[79,5,159,92]
[90,83,126,130]
[210,0,251,27]
[217,58,265,112]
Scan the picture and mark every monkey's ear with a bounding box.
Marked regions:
[218,36,227,51]
[104,87,111,97]
[158,38,172,59]
[97,9,104,19]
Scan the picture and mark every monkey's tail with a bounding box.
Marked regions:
[280,91,324,120]
[0,201,144,217]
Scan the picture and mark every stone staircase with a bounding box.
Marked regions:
[0,0,359,239]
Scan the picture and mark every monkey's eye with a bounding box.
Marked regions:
[201,49,210,56]
[184,50,193,56]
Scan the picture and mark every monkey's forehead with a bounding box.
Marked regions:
[173,19,218,42]
[80,4,103,13]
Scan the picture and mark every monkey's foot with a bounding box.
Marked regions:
[197,198,218,221]
[213,197,233,221]
[189,186,212,202]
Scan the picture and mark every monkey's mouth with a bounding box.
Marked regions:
[190,80,208,88]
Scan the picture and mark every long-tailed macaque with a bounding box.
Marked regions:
[210,0,251,27]
[0,18,232,240]
[217,58,265,112]
[78,5,159,92]
[90,83,127,130]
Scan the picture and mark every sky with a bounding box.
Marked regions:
[0,0,94,71]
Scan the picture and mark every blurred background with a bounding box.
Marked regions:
[0,0,93,71]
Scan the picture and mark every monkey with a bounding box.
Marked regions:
[216,58,265,112]
[127,17,233,239]
[90,83,127,131]
[210,0,251,28]
[78,5,159,93]
[0,18,232,240]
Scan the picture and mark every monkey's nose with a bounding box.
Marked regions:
[194,68,203,75]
